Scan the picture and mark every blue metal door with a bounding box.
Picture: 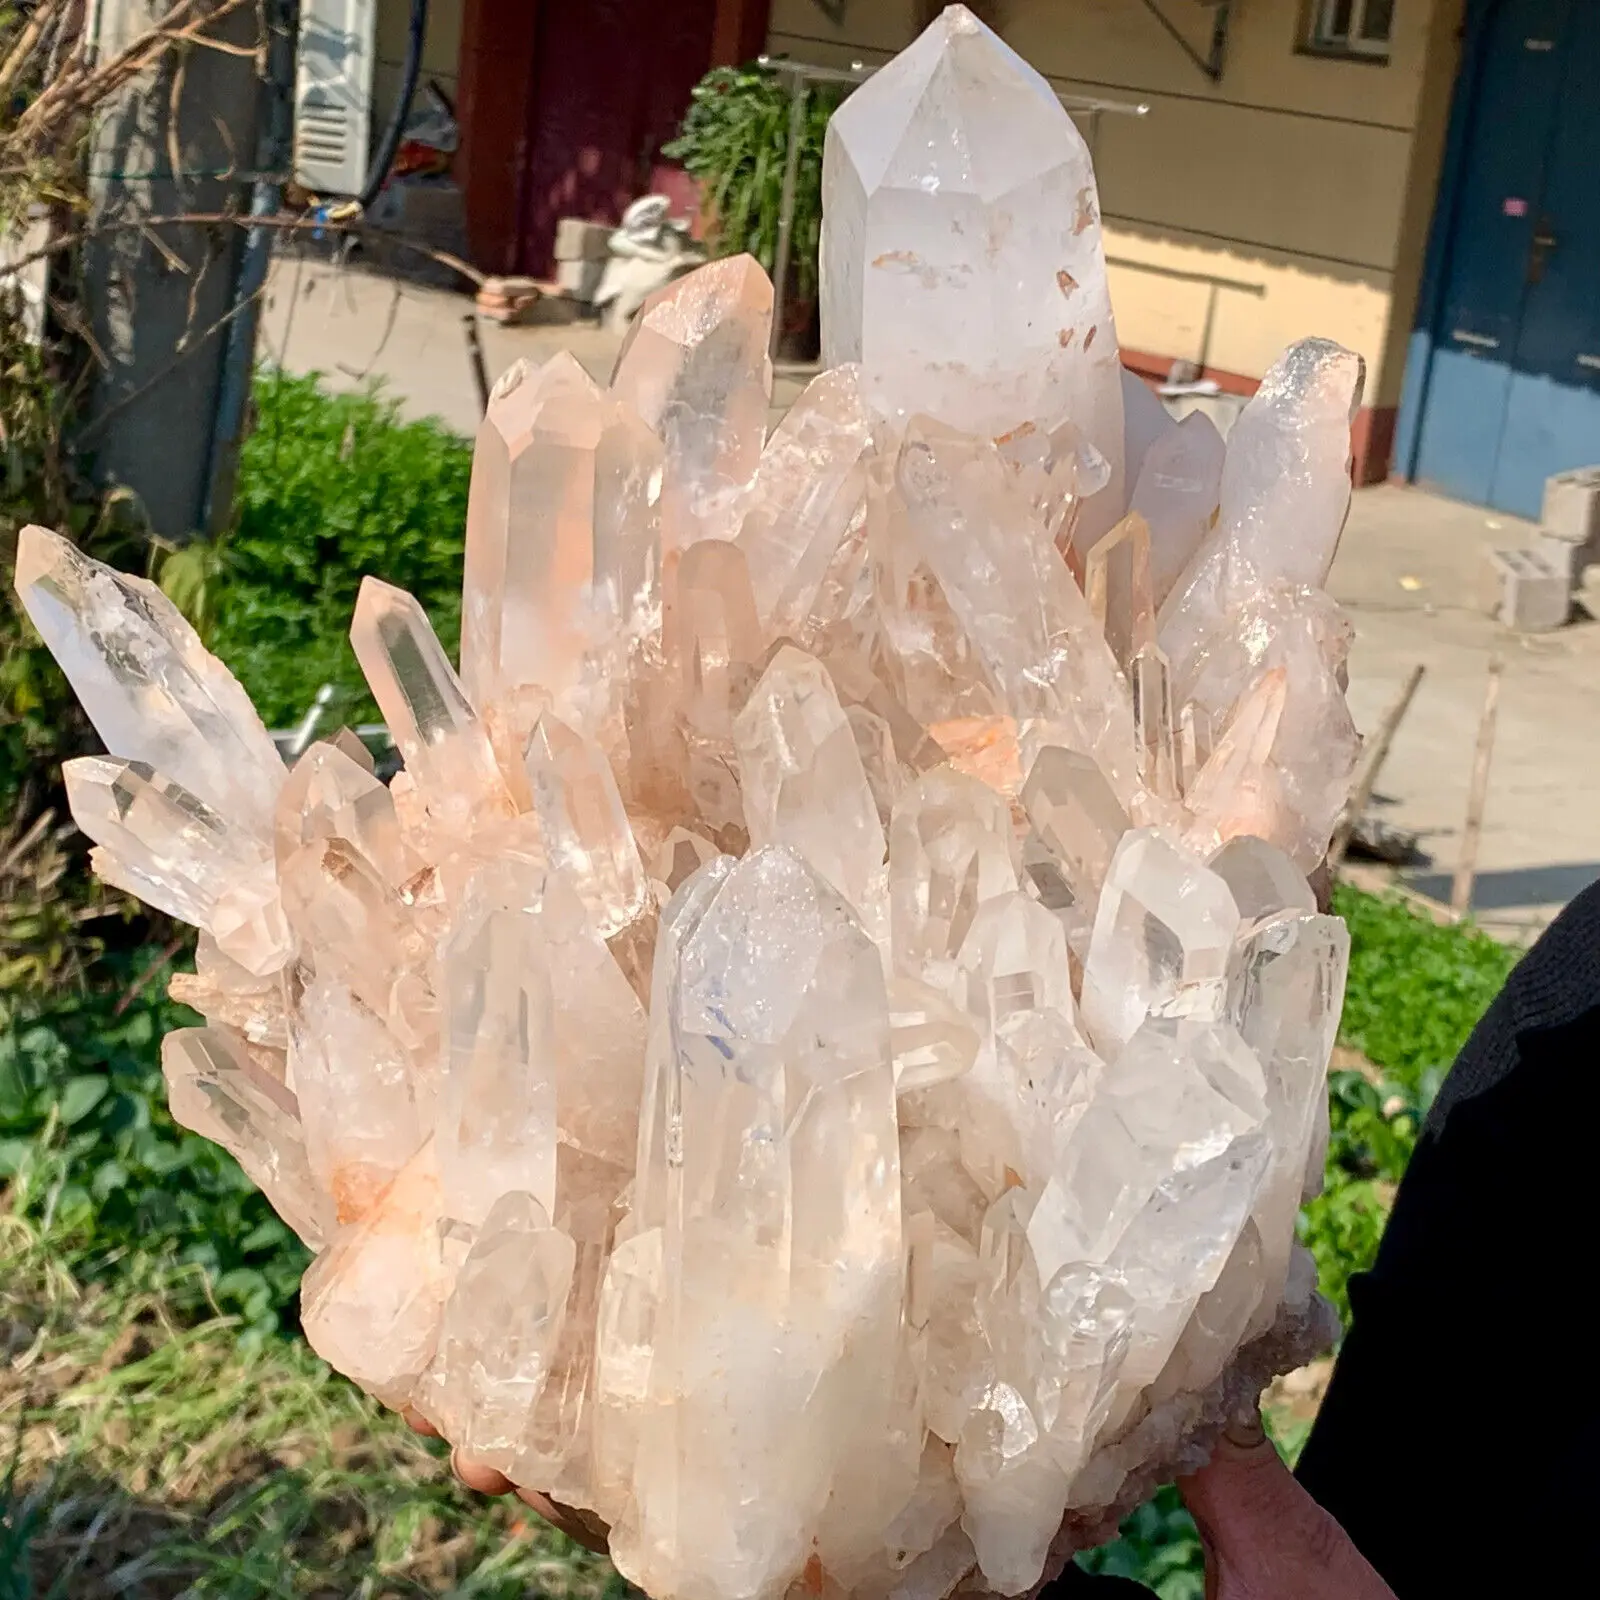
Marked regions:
[1413,0,1600,516]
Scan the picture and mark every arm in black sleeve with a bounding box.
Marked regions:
[1295,880,1600,1597]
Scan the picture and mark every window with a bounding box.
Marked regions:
[1308,0,1395,60]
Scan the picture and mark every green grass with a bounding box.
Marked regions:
[0,1151,625,1599]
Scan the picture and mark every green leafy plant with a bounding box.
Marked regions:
[1333,884,1518,1089]
[663,64,844,306]
[208,370,473,729]
[0,944,309,1336]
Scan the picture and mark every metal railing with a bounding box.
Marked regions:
[1102,255,1266,379]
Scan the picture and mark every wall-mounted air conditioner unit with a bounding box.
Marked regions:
[294,0,377,195]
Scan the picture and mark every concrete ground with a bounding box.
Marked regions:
[259,253,811,434]
[260,257,1600,941]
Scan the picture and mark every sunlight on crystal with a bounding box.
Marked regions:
[14,10,1364,1599]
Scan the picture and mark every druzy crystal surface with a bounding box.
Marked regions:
[16,11,1361,1598]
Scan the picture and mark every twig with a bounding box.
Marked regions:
[176,223,220,350]
[113,935,188,1017]
[0,0,64,98]
[76,276,265,442]
[1451,654,1504,920]
[166,32,189,203]
[12,0,254,150]
[334,277,403,380]
[1328,662,1425,869]
[4,207,486,286]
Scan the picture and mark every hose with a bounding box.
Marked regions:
[357,0,429,209]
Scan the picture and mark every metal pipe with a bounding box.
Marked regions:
[1104,256,1265,296]
[769,69,810,362]
[755,53,1151,116]
[464,313,491,414]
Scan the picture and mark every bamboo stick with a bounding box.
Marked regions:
[1329,663,1426,869]
[1451,654,1504,920]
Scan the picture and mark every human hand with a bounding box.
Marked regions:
[402,1406,612,1554]
[1178,1413,1395,1600]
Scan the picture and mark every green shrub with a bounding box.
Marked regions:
[0,945,309,1337]
[209,370,473,729]
[1299,885,1521,1320]
[663,65,843,304]
[1332,882,1519,1091]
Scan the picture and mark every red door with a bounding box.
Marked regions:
[516,0,719,276]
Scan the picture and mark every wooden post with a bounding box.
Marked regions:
[710,0,773,66]
[1328,663,1426,869]
[1451,654,1504,920]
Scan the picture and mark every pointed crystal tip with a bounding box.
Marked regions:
[12,523,65,597]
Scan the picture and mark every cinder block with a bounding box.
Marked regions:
[1538,533,1581,582]
[1541,466,1600,545]
[1483,547,1570,632]
[553,218,613,262]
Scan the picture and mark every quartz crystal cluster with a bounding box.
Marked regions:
[15,10,1361,1599]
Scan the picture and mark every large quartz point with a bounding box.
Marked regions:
[1079,831,1241,1056]
[300,1140,452,1410]
[64,756,289,975]
[162,1026,332,1248]
[736,364,873,631]
[1132,412,1225,611]
[823,6,1124,531]
[289,973,425,1223]
[461,353,662,741]
[16,526,285,831]
[896,421,1135,796]
[612,254,773,547]
[435,866,560,1227]
[415,1191,577,1472]
[1159,339,1364,682]
[17,10,1362,1595]
[611,848,902,1600]
[350,577,512,831]
[734,644,889,940]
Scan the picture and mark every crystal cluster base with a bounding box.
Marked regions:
[16,11,1364,1600]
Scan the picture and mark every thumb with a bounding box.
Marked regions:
[1178,1412,1396,1600]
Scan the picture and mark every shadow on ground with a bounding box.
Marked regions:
[1405,860,1600,914]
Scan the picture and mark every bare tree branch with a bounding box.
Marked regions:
[6,208,488,287]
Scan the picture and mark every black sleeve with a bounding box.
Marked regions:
[1295,880,1600,1597]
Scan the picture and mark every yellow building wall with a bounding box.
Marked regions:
[768,0,1465,410]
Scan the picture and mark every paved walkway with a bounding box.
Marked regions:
[261,257,1600,940]
[259,254,811,435]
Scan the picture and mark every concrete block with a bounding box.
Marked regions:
[1541,466,1600,546]
[1483,547,1570,632]
[554,218,612,262]
[1538,533,1581,582]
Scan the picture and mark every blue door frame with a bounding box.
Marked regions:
[1395,0,1600,514]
